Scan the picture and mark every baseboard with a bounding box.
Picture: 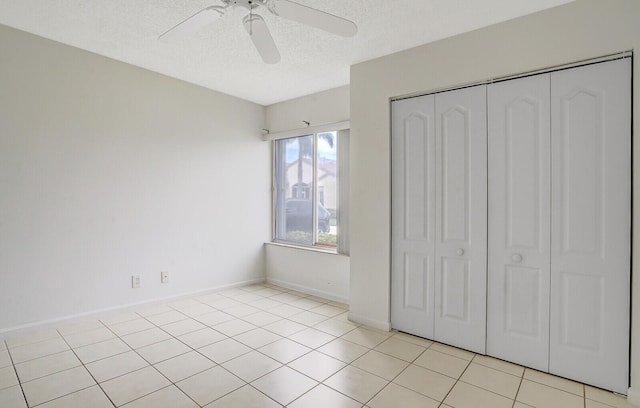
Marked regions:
[266,278,349,304]
[347,311,391,332]
[627,387,640,406]
[0,278,265,335]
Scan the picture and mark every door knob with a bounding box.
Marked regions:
[456,248,465,256]
[511,253,523,263]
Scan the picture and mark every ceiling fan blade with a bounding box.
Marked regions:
[159,5,225,42]
[243,14,281,64]
[268,0,357,37]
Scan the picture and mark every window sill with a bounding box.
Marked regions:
[265,241,341,255]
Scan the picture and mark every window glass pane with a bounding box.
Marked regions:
[275,135,313,245]
[317,132,337,246]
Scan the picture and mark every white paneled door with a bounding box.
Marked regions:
[549,59,631,394]
[391,94,436,339]
[392,58,630,393]
[391,86,487,354]
[487,73,551,371]
[433,86,487,354]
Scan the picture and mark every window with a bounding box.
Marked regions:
[273,127,349,252]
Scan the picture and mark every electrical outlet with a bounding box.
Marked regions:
[161,271,169,284]
[131,275,141,288]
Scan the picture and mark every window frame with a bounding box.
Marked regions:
[266,121,349,253]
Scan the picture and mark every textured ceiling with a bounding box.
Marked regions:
[0,0,573,105]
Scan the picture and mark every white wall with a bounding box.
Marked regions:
[0,25,270,331]
[265,244,349,303]
[349,0,640,401]
[264,85,350,301]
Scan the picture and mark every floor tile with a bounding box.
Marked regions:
[247,298,282,310]
[393,364,456,402]
[135,304,173,317]
[5,330,60,349]
[108,318,155,337]
[57,319,105,336]
[203,384,280,408]
[263,319,306,337]
[120,327,172,349]
[193,311,235,327]
[21,366,95,406]
[444,381,513,408]
[288,350,346,381]
[0,366,18,390]
[136,338,191,364]
[222,350,281,382]
[101,366,170,407]
[62,326,116,348]
[524,368,584,396]
[288,311,328,326]
[171,303,216,318]
[121,385,198,408]
[241,311,282,327]
[211,319,256,337]
[233,328,282,349]
[413,348,470,379]
[472,354,525,377]
[290,298,325,310]
[586,385,637,408]
[391,332,433,348]
[311,304,345,317]
[224,304,261,318]
[14,350,81,383]
[177,328,227,349]
[373,337,427,362]
[0,385,27,408]
[318,338,369,363]
[198,338,252,364]
[0,349,11,369]
[160,318,206,337]
[100,312,141,326]
[517,378,584,408]
[251,366,317,405]
[85,350,149,382]
[36,385,113,408]
[258,338,311,364]
[270,292,304,304]
[368,382,440,408]
[145,310,188,326]
[269,304,305,318]
[289,327,336,349]
[205,298,242,310]
[460,362,521,399]
[8,337,69,364]
[289,384,361,408]
[74,338,131,364]
[154,351,215,382]
[176,366,244,406]
[314,318,358,337]
[351,350,409,380]
[324,365,388,404]
[429,342,475,361]
[341,327,391,348]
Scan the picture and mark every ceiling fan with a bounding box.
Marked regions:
[159,0,357,64]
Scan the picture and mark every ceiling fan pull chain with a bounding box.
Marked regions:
[249,1,253,35]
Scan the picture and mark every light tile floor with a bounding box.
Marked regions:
[0,283,635,407]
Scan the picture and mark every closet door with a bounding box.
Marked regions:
[391,95,436,338]
[549,59,631,394]
[434,86,487,353]
[487,74,551,371]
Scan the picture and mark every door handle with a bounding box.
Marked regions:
[456,248,465,256]
[511,253,523,263]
